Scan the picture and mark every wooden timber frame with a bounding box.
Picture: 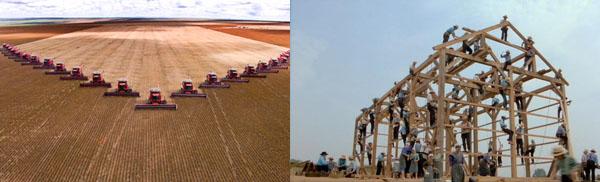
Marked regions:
[351,19,572,179]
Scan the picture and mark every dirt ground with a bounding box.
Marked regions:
[0,21,289,181]
[15,22,287,101]
[198,22,290,47]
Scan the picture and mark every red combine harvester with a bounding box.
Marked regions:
[240,64,267,78]
[277,56,289,65]
[135,88,177,110]
[21,55,42,65]
[256,61,278,73]
[268,58,288,69]
[80,71,112,87]
[279,50,290,63]
[8,50,22,60]
[199,72,230,88]
[14,53,30,62]
[1,43,12,55]
[221,68,249,83]
[33,58,56,69]
[171,79,207,97]
[60,66,89,80]
[7,50,21,59]
[44,62,70,75]
[104,78,140,97]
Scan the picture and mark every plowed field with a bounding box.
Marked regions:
[0,21,289,181]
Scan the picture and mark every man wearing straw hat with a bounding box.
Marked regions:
[552,146,577,182]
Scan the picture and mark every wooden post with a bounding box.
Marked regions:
[437,49,447,179]
[508,68,518,177]
[352,116,359,157]
[371,99,381,176]
[522,96,532,177]
[559,85,573,153]
[385,99,394,177]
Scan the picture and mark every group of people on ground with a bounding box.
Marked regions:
[301,151,359,178]
[390,139,435,179]
[581,149,599,181]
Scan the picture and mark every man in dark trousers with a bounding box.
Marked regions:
[462,36,473,55]
[376,152,385,175]
[443,25,459,43]
[427,91,437,127]
[500,15,509,41]
[588,149,598,182]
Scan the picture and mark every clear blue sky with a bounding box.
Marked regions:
[0,0,289,21]
[291,0,600,175]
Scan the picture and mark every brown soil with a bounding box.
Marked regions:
[0,21,289,181]
[198,22,290,47]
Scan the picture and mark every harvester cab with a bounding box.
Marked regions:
[149,88,164,104]
[199,72,230,88]
[227,68,238,77]
[135,88,177,110]
[44,62,70,75]
[71,67,82,76]
[240,64,267,78]
[44,58,54,65]
[103,78,140,97]
[33,58,55,69]
[80,71,112,87]
[256,61,279,73]
[222,68,249,83]
[183,80,194,90]
[60,66,88,80]
[55,63,66,71]
[92,72,102,82]
[171,79,207,97]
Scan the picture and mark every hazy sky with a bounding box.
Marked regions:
[292,0,600,176]
[0,0,289,21]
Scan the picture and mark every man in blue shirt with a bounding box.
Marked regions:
[316,151,329,173]
[376,152,385,175]
[499,116,514,144]
[443,25,459,43]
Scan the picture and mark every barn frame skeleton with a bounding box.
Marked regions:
[351,19,571,179]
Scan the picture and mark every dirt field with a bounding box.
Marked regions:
[15,22,287,101]
[0,21,289,181]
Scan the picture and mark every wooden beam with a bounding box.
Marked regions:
[432,21,507,50]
